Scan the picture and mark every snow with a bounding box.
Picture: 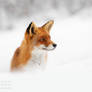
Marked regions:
[0,13,92,91]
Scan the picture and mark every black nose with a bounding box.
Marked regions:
[53,44,57,48]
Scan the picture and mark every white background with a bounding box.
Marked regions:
[0,8,92,92]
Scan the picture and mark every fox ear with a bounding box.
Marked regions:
[26,22,37,35]
[42,20,54,32]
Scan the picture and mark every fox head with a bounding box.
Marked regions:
[25,20,57,51]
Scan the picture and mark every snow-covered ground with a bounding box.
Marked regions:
[0,12,92,91]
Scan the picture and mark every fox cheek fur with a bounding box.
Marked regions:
[11,20,57,71]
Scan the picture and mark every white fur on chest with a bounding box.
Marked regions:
[24,47,47,71]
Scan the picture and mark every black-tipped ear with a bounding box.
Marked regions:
[26,22,37,34]
[26,22,32,34]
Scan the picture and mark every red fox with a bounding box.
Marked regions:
[11,20,57,71]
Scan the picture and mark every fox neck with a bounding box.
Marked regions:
[24,46,47,71]
[21,40,46,63]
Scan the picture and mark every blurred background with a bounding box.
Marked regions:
[0,1,92,92]
[0,0,92,30]
[0,0,92,72]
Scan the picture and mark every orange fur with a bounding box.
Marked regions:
[11,20,56,71]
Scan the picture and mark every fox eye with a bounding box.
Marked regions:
[40,38,46,42]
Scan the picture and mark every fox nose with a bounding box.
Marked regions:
[53,44,57,48]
